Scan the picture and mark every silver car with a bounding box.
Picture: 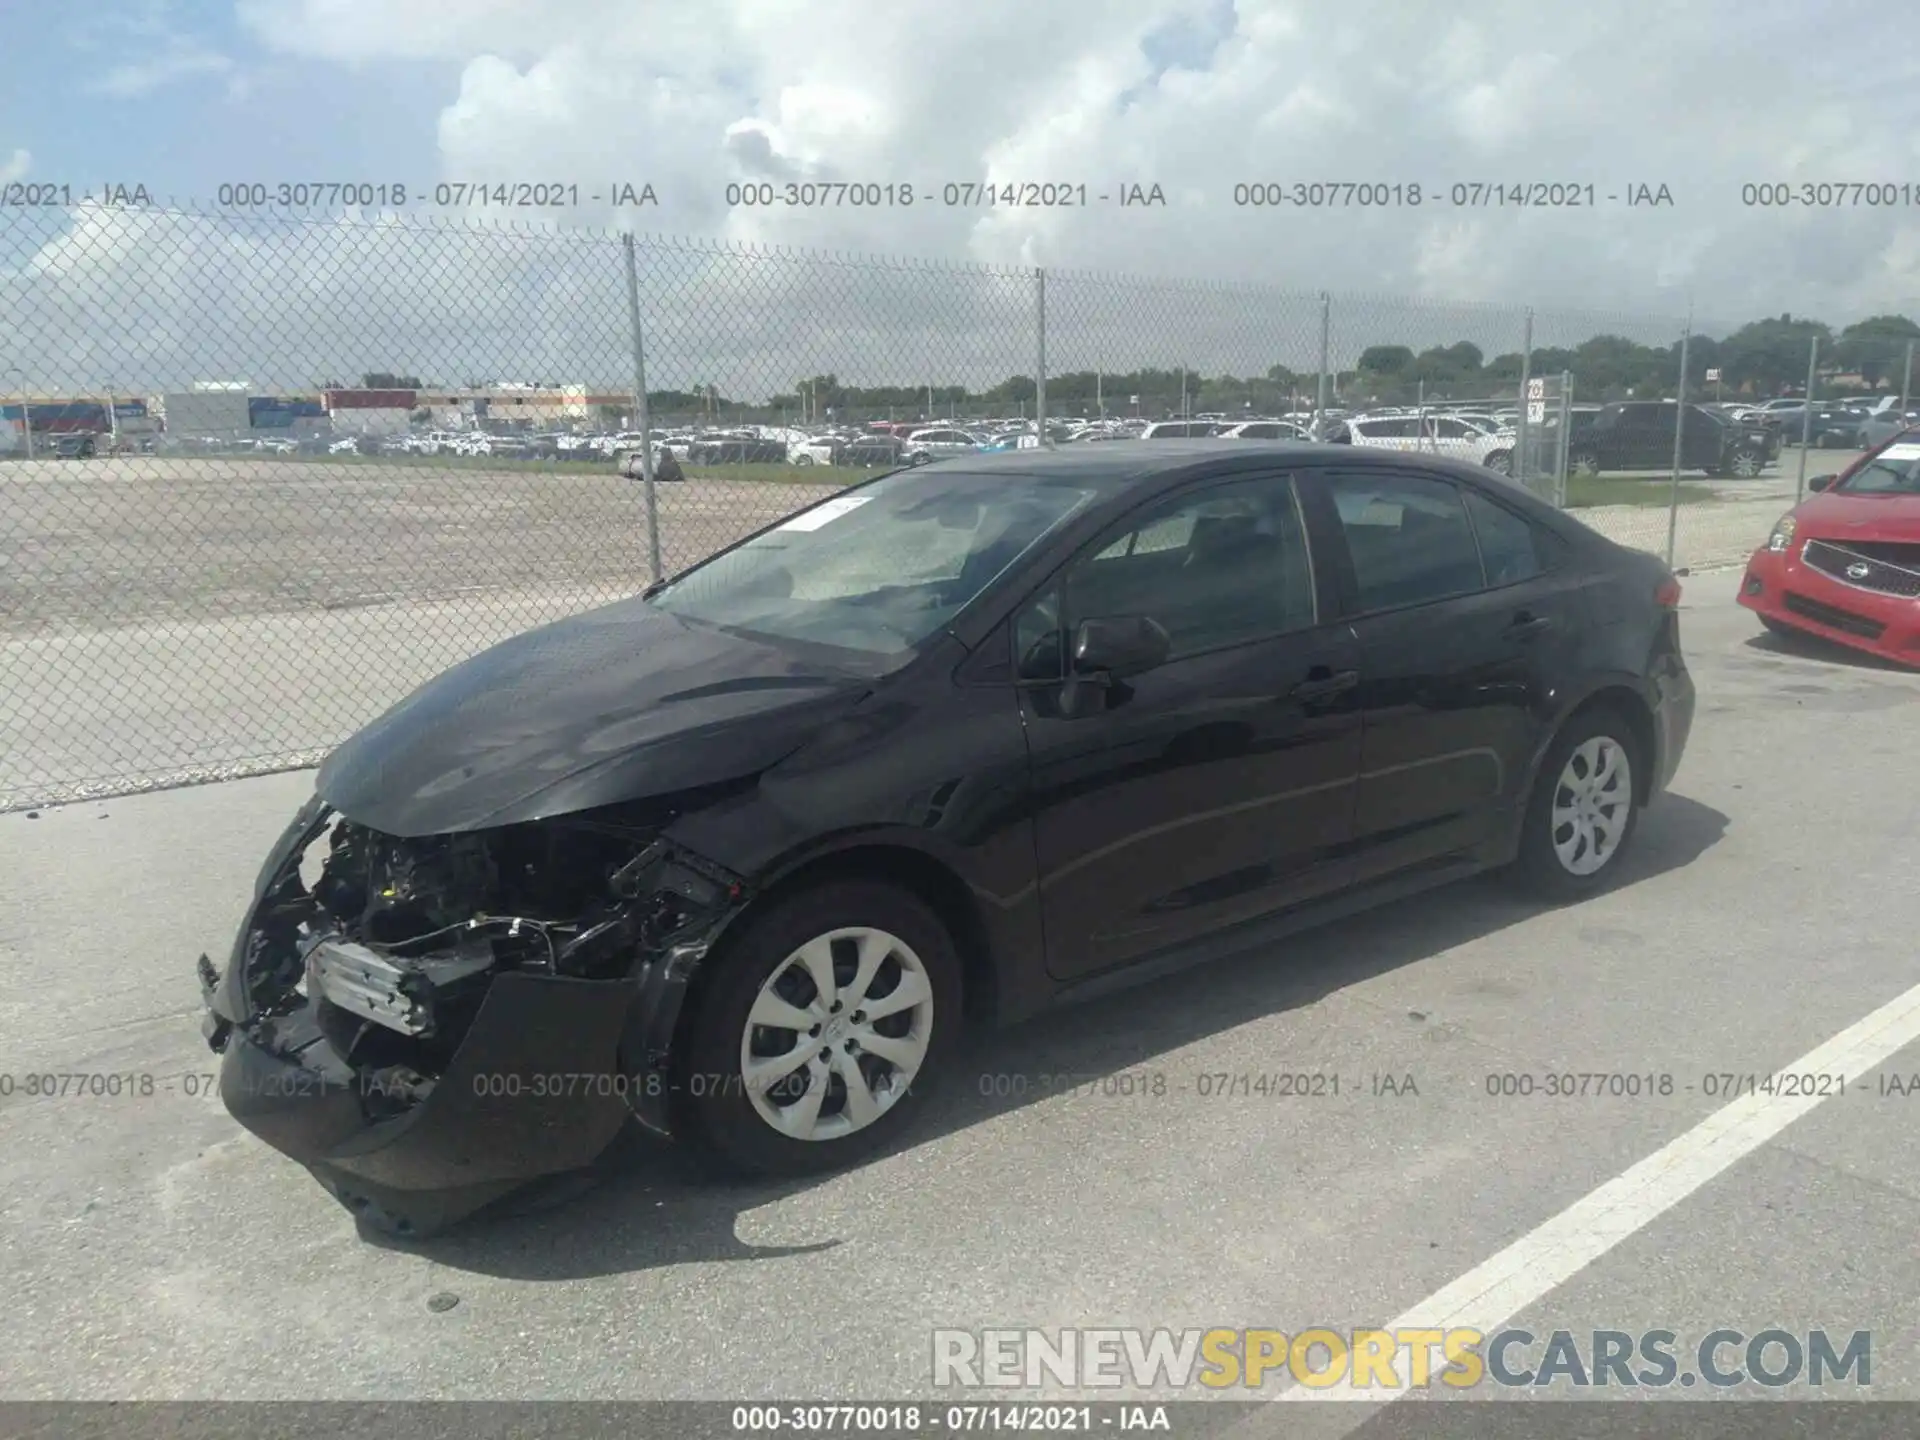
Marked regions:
[1853,410,1920,450]
[903,427,988,464]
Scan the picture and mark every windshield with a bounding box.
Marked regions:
[1838,440,1920,495]
[647,467,1099,654]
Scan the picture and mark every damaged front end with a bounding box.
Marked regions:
[197,792,745,1237]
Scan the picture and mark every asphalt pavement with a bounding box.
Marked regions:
[3,566,1920,1426]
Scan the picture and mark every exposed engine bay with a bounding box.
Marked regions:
[198,795,748,1233]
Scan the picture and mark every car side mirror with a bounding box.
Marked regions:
[1808,474,1835,493]
[1072,615,1171,679]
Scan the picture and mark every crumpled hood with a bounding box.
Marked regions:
[1796,490,1920,543]
[316,597,872,836]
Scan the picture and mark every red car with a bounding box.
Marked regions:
[1738,429,1920,666]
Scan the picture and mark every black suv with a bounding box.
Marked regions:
[1568,402,1778,478]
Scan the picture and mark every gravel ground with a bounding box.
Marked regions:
[0,456,838,639]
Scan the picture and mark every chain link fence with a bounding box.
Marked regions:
[0,200,1878,810]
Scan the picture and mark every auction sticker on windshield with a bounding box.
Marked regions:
[778,495,874,531]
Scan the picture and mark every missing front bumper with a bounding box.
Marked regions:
[199,798,746,1236]
[216,969,642,1235]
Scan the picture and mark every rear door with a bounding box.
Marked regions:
[1017,470,1364,980]
[1301,467,1587,882]
[1353,417,1419,454]
[1425,416,1484,462]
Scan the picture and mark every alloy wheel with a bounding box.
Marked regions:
[739,926,935,1142]
[1550,736,1633,876]
[1732,449,1762,477]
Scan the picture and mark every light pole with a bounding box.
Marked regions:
[5,368,31,459]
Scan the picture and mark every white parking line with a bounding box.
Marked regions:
[1244,975,1920,1421]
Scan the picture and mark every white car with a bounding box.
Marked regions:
[1337,414,1515,475]
[1445,413,1510,436]
[787,435,840,466]
[1219,419,1309,441]
[1139,420,1223,439]
[903,427,987,463]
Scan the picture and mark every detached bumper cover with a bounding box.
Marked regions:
[220,970,639,1234]
[198,797,741,1235]
[1739,544,1920,667]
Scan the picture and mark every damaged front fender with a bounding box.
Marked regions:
[196,795,748,1236]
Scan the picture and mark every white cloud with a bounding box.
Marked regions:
[11,0,1920,402]
[0,149,29,184]
[224,0,1904,320]
[88,43,234,98]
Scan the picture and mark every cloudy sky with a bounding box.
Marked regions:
[2,0,1916,395]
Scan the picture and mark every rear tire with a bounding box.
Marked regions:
[1510,708,1644,903]
[1482,449,1513,476]
[673,880,963,1179]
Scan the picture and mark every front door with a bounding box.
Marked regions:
[1017,471,1364,981]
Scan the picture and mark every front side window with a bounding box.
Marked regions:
[1327,472,1487,611]
[649,468,1097,657]
[1016,475,1316,674]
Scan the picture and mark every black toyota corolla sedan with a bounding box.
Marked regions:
[198,442,1694,1235]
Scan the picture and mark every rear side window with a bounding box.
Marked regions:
[1326,472,1486,611]
[1462,489,1546,586]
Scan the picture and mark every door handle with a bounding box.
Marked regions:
[1506,612,1553,641]
[1290,667,1359,702]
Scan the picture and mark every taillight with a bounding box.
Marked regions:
[1655,576,1683,609]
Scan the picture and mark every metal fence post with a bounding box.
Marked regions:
[1665,319,1691,568]
[1901,339,1914,416]
[1555,371,1573,508]
[1035,267,1048,445]
[1314,292,1331,438]
[1796,335,1819,504]
[621,233,663,583]
[1514,309,1534,489]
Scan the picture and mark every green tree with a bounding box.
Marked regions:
[1717,315,1831,395]
[1356,345,1415,375]
[1833,315,1920,387]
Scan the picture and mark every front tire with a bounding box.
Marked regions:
[674,880,962,1178]
[1726,447,1764,478]
[1482,449,1513,476]
[1571,450,1601,478]
[1510,709,1643,902]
